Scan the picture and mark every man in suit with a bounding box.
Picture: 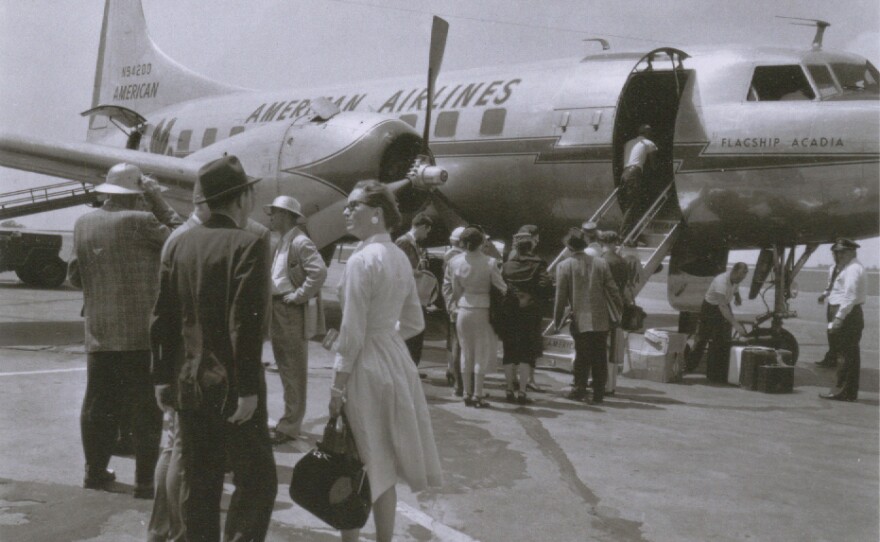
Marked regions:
[151,156,276,541]
[148,178,272,542]
[820,239,867,402]
[395,212,433,369]
[68,163,180,498]
[553,228,623,404]
[264,195,327,445]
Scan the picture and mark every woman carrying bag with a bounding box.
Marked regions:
[326,180,442,542]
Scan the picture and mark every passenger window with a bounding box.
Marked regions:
[229,126,245,137]
[479,108,506,136]
[807,65,839,99]
[399,114,417,128]
[747,65,815,101]
[202,128,217,147]
[177,130,192,153]
[434,111,459,138]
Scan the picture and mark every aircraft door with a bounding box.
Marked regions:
[612,48,691,220]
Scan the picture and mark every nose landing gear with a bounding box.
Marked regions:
[745,243,818,364]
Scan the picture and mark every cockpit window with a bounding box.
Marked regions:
[747,65,816,101]
[807,64,839,99]
[830,61,880,95]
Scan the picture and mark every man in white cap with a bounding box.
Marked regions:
[442,226,466,394]
[67,163,181,498]
[820,238,866,402]
[265,195,327,444]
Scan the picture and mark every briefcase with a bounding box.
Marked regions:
[755,365,794,394]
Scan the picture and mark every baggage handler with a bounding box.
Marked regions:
[688,263,749,383]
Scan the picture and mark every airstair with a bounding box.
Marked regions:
[0,181,99,221]
[537,182,683,372]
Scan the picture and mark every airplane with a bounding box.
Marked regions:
[0,0,877,362]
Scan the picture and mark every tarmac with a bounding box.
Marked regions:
[0,262,877,542]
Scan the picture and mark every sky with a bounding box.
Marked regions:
[0,0,878,266]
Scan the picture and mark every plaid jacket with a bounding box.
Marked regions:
[68,201,170,352]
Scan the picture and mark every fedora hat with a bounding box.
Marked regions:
[97,163,144,194]
[194,155,260,204]
[831,238,860,252]
[264,195,304,218]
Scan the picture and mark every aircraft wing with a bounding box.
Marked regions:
[0,131,200,190]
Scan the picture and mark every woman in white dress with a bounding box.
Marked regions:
[447,226,507,408]
[329,180,443,542]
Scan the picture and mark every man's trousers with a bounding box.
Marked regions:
[178,379,277,542]
[271,299,308,438]
[572,330,609,401]
[81,350,162,484]
[829,304,864,400]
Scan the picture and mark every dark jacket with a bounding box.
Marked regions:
[150,213,270,410]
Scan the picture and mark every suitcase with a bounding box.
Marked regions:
[728,346,747,385]
[755,364,794,393]
[740,347,777,390]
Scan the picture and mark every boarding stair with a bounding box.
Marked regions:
[0,181,99,221]
[537,182,684,372]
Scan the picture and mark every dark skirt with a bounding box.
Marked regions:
[501,303,544,366]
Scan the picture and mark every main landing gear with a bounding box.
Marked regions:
[744,243,818,364]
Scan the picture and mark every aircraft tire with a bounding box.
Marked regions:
[750,329,799,365]
[16,257,67,288]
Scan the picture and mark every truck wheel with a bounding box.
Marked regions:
[16,257,67,288]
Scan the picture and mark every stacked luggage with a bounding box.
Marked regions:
[728,346,794,393]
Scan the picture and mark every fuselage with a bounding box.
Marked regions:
[91,45,879,250]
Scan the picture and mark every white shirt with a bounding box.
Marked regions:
[271,228,297,295]
[828,258,866,320]
[704,271,739,306]
[624,136,658,169]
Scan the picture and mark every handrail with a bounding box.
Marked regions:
[587,186,621,225]
[0,182,95,210]
[622,181,675,246]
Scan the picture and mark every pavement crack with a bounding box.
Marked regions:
[514,411,649,542]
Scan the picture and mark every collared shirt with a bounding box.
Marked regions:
[828,258,866,320]
[704,271,739,306]
[271,228,297,295]
[624,136,658,169]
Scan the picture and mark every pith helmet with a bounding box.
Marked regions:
[97,163,144,194]
[264,195,304,218]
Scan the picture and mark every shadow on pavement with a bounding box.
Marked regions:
[0,321,83,347]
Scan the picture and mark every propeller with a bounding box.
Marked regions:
[422,16,449,157]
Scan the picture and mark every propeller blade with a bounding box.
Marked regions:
[422,16,449,155]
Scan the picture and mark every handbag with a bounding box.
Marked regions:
[289,413,372,530]
[620,303,647,331]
